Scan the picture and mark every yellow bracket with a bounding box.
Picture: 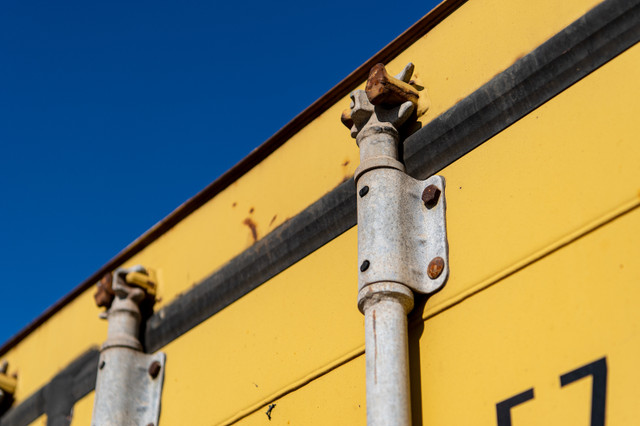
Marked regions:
[0,374,17,395]
[125,270,157,297]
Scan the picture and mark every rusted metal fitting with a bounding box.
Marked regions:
[427,257,445,279]
[148,361,162,379]
[366,63,419,107]
[341,63,419,140]
[94,268,157,310]
[94,272,115,309]
[422,184,441,209]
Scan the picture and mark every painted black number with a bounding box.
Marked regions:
[560,357,607,426]
[496,357,607,425]
[496,388,534,426]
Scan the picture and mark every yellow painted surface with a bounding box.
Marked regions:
[425,40,640,320]
[396,0,603,128]
[153,42,640,424]
[230,204,640,425]
[158,228,362,425]
[1,291,105,403]
[70,392,94,426]
[0,0,619,414]
[237,355,366,426]
[418,206,640,425]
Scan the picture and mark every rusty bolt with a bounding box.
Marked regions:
[365,63,419,107]
[359,186,369,197]
[148,361,161,379]
[422,184,441,209]
[427,257,445,279]
[94,273,115,309]
[360,260,370,272]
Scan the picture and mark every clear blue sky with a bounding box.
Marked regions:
[0,0,439,345]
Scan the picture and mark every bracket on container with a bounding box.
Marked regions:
[356,171,448,295]
[92,266,165,426]
[93,350,166,426]
[344,62,449,302]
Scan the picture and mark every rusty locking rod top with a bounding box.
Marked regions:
[365,63,419,107]
[341,63,420,130]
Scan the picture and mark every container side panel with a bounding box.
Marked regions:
[426,40,640,319]
[156,40,639,424]
[2,291,105,404]
[159,228,362,425]
[236,355,366,426]
[1,0,618,412]
[226,207,639,425]
[418,207,640,425]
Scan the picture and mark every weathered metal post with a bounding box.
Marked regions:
[91,266,166,426]
[342,63,449,426]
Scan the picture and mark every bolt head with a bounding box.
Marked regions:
[148,361,162,379]
[94,273,115,309]
[422,185,441,209]
[427,257,445,279]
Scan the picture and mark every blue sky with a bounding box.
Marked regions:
[0,0,439,345]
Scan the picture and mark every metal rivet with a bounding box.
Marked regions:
[148,361,161,379]
[360,260,370,272]
[99,361,105,370]
[427,257,445,279]
[359,186,369,197]
[422,184,441,209]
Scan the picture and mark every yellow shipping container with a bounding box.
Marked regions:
[1,0,638,424]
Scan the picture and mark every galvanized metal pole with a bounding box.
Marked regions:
[360,283,413,426]
[342,63,449,426]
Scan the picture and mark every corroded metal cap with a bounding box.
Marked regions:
[94,273,115,309]
[341,63,419,139]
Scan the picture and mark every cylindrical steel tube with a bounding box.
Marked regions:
[359,282,414,426]
[102,289,144,351]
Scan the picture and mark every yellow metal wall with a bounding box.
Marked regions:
[228,206,640,425]
[1,0,631,423]
[153,38,640,424]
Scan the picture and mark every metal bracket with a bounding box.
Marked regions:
[357,170,448,295]
[92,351,165,426]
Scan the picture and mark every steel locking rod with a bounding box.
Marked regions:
[343,63,449,426]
